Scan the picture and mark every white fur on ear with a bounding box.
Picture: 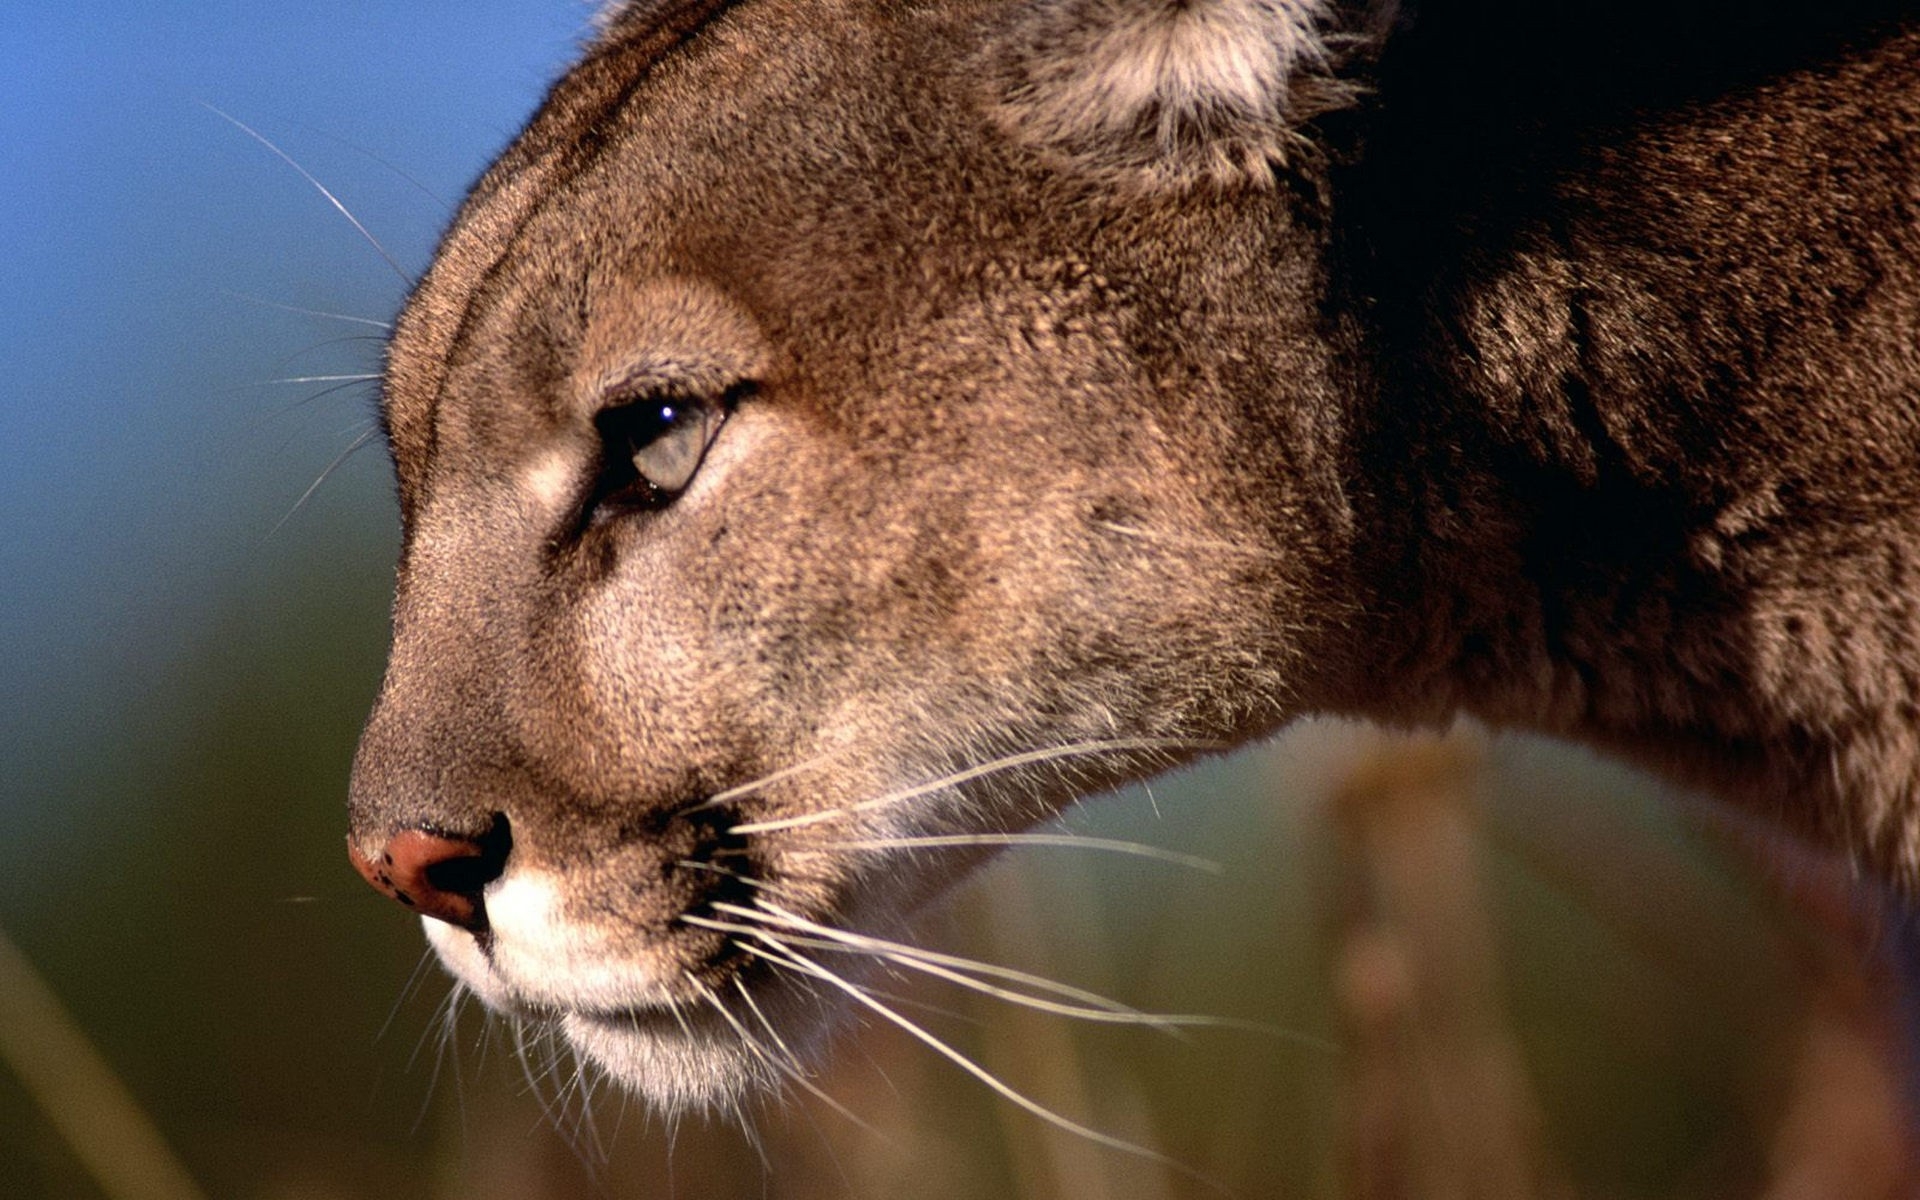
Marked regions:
[991,0,1352,187]
[593,0,640,29]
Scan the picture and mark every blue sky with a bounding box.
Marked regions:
[1,4,591,825]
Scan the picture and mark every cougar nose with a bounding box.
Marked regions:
[347,818,511,931]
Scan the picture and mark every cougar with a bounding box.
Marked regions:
[345,0,1920,1114]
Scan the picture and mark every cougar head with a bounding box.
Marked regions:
[349,0,1369,1111]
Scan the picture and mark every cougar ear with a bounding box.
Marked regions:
[988,0,1371,188]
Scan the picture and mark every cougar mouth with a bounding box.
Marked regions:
[397,739,1194,1110]
[415,829,878,1112]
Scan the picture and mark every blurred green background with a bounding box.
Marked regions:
[3,5,1905,1198]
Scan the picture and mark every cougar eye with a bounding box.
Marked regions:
[592,392,727,512]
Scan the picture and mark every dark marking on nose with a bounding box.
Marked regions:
[348,816,512,931]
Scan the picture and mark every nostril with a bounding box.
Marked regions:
[348,815,512,932]
[421,817,512,896]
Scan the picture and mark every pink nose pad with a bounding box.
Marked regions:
[347,824,509,931]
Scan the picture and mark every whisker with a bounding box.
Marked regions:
[411,983,468,1136]
[511,1017,565,1134]
[727,978,812,1093]
[472,1009,498,1078]
[729,1084,773,1178]
[693,904,1336,1052]
[563,1039,610,1171]
[266,426,382,539]
[406,983,456,1075]
[724,978,808,1084]
[689,747,853,812]
[692,972,885,1139]
[529,1023,600,1174]
[675,859,791,896]
[291,118,458,214]
[263,334,390,377]
[740,939,1226,1192]
[712,901,1139,1015]
[704,905,1202,1036]
[248,373,383,386]
[852,947,1195,1032]
[858,984,990,1028]
[238,376,380,424]
[731,736,1216,835]
[220,290,392,330]
[685,975,782,1096]
[810,832,1223,874]
[199,102,414,285]
[376,946,442,1043]
[444,990,470,1140]
[685,913,884,965]
[661,994,695,1045]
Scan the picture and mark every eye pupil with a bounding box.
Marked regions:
[590,390,730,519]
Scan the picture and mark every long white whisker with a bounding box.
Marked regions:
[691,973,884,1138]
[689,747,852,812]
[293,118,458,214]
[713,901,1159,1014]
[865,948,1193,1030]
[697,914,1157,1029]
[742,940,1225,1191]
[726,978,810,1091]
[810,833,1223,874]
[406,983,457,1075]
[410,983,467,1135]
[564,1039,610,1170]
[511,1018,568,1137]
[691,907,1335,1051]
[731,737,1215,835]
[376,947,442,1043]
[444,990,470,1139]
[282,380,382,420]
[732,973,887,1139]
[705,905,1209,1035]
[267,334,389,373]
[685,975,783,1095]
[199,102,414,284]
[686,912,908,965]
[249,373,383,386]
[267,426,382,539]
[236,376,379,422]
[723,980,804,1083]
[220,290,393,329]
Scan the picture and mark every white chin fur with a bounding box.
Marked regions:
[562,1011,768,1113]
[421,917,780,1115]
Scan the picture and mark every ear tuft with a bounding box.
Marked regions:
[989,0,1357,188]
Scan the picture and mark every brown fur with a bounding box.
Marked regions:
[349,0,1920,1106]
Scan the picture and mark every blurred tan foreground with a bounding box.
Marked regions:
[1327,736,1917,1200]
[10,726,1920,1199]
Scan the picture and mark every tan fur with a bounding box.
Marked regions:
[350,0,1920,1108]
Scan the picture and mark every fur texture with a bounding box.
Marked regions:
[349,0,1920,1111]
[991,0,1344,185]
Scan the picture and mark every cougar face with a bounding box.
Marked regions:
[349,0,1920,1112]
[349,0,1358,1108]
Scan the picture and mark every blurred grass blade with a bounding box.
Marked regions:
[0,925,210,1200]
